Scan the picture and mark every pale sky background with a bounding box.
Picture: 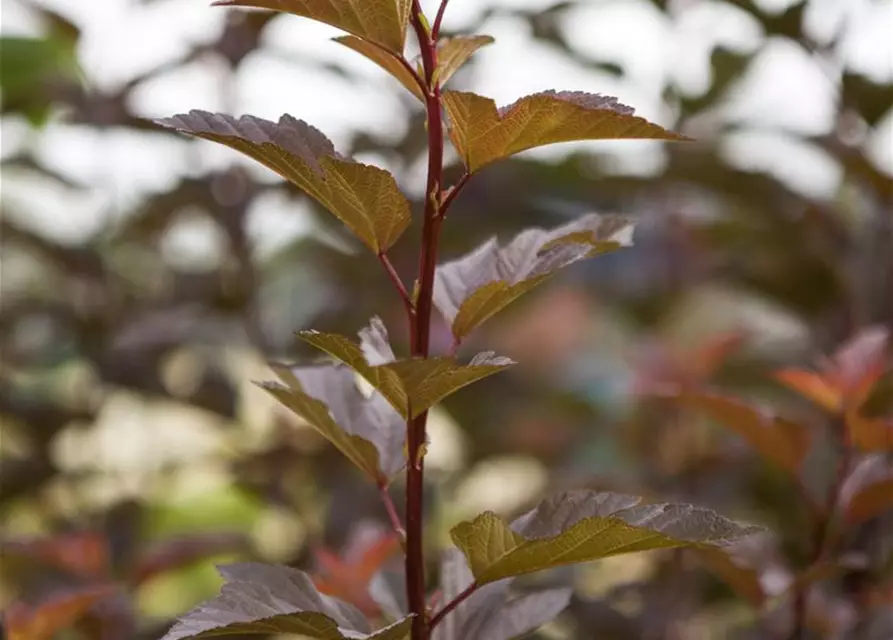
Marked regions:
[1,0,891,267]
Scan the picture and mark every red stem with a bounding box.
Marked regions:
[378,252,416,348]
[789,417,852,640]
[432,0,451,40]
[406,2,444,638]
[439,172,469,219]
[428,581,478,630]
[379,482,407,545]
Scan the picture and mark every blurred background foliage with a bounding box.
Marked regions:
[0,0,891,638]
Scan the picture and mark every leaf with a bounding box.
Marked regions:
[313,532,401,616]
[672,392,811,474]
[463,588,571,640]
[432,549,475,640]
[213,0,412,53]
[154,111,410,253]
[848,415,893,452]
[368,568,407,621]
[832,326,889,409]
[432,550,570,640]
[848,479,893,524]
[299,318,514,418]
[2,531,110,579]
[450,491,761,585]
[775,369,842,412]
[697,548,765,606]
[6,585,116,640]
[842,455,893,525]
[259,364,405,483]
[633,332,745,395]
[433,214,633,339]
[161,563,413,639]
[334,35,424,100]
[433,36,494,88]
[442,90,689,172]
[131,533,249,585]
[0,34,82,125]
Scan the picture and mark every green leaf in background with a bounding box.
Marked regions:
[443,90,690,172]
[432,550,571,640]
[161,563,413,639]
[450,491,761,585]
[154,111,411,253]
[213,0,412,53]
[259,364,405,484]
[0,35,82,126]
[433,214,634,340]
[299,318,514,418]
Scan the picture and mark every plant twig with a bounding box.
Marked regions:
[379,252,416,328]
[439,172,470,219]
[789,417,853,640]
[406,2,445,638]
[378,482,407,546]
[432,0,451,40]
[428,581,478,630]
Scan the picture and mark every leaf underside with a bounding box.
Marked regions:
[451,491,762,585]
[298,318,514,419]
[432,550,571,640]
[443,90,690,172]
[154,111,410,253]
[337,35,494,102]
[161,563,413,639]
[259,364,405,484]
[433,213,634,339]
[213,0,412,53]
[335,35,423,100]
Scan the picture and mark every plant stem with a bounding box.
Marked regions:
[378,252,416,343]
[789,417,852,640]
[439,172,469,219]
[379,482,407,545]
[428,581,478,630]
[432,0,451,40]
[406,2,444,638]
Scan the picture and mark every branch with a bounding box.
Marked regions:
[439,172,470,219]
[789,417,853,640]
[378,482,407,547]
[432,0,451,40]
[428,581,478,630]
[405,2,445,638]
[378,252,416,335]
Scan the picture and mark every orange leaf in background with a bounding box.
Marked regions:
[847,478,893,525]
[696,548,765,607]
[690,333,747,382]
[632,331,745,396]
[848,415,893,452]
[5,585,115,640]
[842,455,893,526]
[3,532,111,579]
[311,532,401,616]
[673,392,810,474]
[776,327,889,415]
[130,532,248,585]
[774,369,842,413]
[831,326,889,408]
